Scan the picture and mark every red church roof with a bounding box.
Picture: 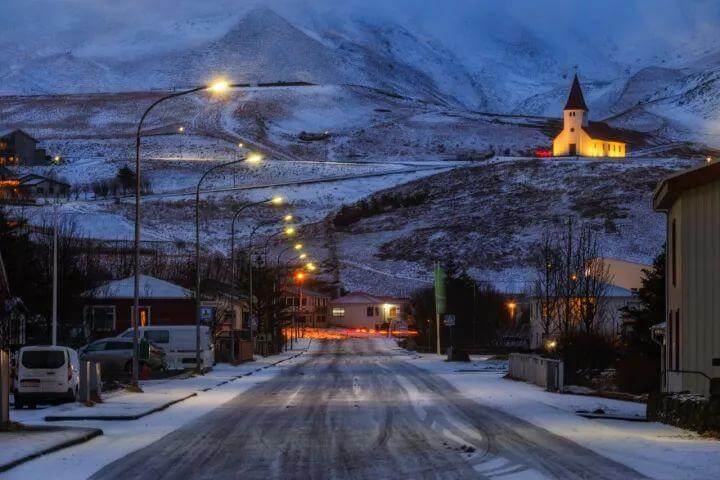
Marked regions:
[564,74,588,111]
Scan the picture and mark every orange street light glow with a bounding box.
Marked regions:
[246,152,263,164]
[306,262,316,271]
[208,80,230,92]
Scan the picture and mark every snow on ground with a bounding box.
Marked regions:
[4,341,310,479]
[389,340,720,480]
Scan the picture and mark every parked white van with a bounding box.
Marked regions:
[119,325,214,370]
[14,346,80,408]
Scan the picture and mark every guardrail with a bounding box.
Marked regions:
[508,353,564,392]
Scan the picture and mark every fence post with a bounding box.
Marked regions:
[1,350,9,426]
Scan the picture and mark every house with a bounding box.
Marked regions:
[552,75,627,158]
[0,130,50,166]
[200,279,250,332]
[282,286,330,328]
[17,174,70,198]
[82,275,195,340]
[653,160,720,396]
[529,257,648,349]
[329,292,408,330]
[0,174,70,200]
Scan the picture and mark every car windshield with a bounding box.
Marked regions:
[22,350,66,369]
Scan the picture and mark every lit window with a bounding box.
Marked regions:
[332,307,345,317]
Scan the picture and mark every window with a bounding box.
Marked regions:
[21,350,65,369]
[89,306,115,332]
[674,309,680,370]
[106,341,133,351]
[367,306,375,317]
[389,307,398,317]
[85,341,107,352]
[332,307,345,317]
[145,330,170,344]
[671,219,677,287]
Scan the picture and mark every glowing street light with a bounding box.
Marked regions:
[284,226,296,236]
[299,253,307,260]
[270,196,283,205]
[305,262,316,271]
[284,214,293,222]
[707,156,713,164]
[294,243,303,250]
[208,80,230,93]
[178,126,185,133]
[245,152,263,164]
[238,142,244,148]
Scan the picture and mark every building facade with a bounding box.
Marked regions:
[552,75,626,158]
[0,130,49,166]
[330,292,408,330]
[283,286,330,328]
[653,161,720,396]
[82,275,196,340]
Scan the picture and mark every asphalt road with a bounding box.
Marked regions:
[91,338,646,480]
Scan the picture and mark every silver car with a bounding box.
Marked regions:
[79,338,166,377]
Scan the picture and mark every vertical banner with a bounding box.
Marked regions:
[434,262,446,355]
[434,262,446,315]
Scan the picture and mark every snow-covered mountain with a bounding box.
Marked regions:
[3,0,720,146]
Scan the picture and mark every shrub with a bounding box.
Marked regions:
[615,353,660,394]
[559,331,618,386]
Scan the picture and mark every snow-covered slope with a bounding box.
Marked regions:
[3,0,720,146]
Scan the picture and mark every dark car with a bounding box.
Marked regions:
[79,338,166,377]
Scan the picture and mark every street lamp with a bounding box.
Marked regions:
[229,197,284,280]
[294,243,303,250]
[133,79,313,386]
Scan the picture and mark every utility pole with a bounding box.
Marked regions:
[52,206,58,346]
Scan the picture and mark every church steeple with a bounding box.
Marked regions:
[564,74,588,111]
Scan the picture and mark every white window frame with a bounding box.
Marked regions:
[89,305,116,332]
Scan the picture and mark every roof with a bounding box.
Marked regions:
[285,286,330,298]
[331,291,405,305]
[605,284,633,297]
[564,74,588,111]
[653,161,720,211]
[18,174,70,188]
[591,257,651,292]
[1,129,38,143]
[83,275,194,299]
[581,123,626,143]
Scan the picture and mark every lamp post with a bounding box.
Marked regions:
[229,196,282,280]
[195,156,266,373]
[134,80,314,383]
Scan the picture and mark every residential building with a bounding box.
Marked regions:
[330,292,408,330]
[653,161,720,396]
[283,286,330,328]
[552,75,627,158]
[82,275,195,340]
[0,174,70,200]
[0,130,50,166]
[529,258,647,349]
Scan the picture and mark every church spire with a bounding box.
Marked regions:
[564,74,588,111]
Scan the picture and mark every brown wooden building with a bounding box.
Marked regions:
[0,130,49,166]
[82,275,196,340]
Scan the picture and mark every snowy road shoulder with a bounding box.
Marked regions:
[403,345,720,480]
[2,341,311,479]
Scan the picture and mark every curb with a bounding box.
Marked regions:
[44,393,197,422]
[576,412,648,422]
[44,342,311,421]
[0,426,103,473]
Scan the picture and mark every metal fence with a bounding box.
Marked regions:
[508,353,564,392]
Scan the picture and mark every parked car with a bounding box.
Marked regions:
[14,345,80,408]
[79,337,165,376]
[118,325,214,370]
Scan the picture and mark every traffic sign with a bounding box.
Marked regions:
[443,314,455,327]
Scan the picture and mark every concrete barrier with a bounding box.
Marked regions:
[79,361,102,405]
[508,353,564,392]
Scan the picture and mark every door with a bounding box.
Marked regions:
[568,143,577,156]
[131,306,152,326]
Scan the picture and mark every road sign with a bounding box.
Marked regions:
[443,314,456,327]
[199,306,215,324]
